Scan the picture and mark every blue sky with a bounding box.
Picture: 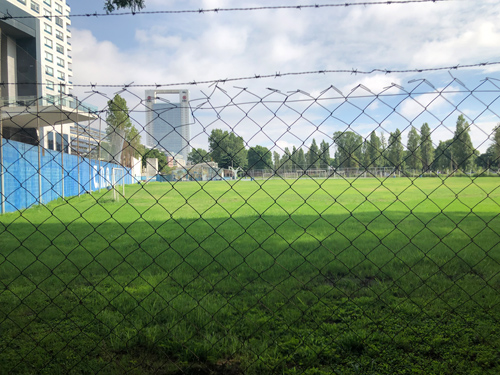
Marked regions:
[67,0,500,154]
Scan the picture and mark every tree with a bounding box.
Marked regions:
[319,140,331,170]
[105,0,145,12]
[142,148,171,174]
[273,151,281,171]
[406,126,422,170]
[248,145,273,170]
[281,147,293,172]
[208,129,247,169]
[432,139,453,172]
[387,129,404,171]
[297,148,306,170]
[476,145,496,171]
[380,132,388,167]
[493,124,500,168]
[291,146,298,171]
[306,139,320,169]
[333,131,363,168]
[420,123,434,172]
[452,115,475,171]
[188,148,209,165]
[361,139,371,169]
[365,131,382,168]
[105,94,141,167]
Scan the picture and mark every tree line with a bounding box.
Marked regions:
[188,115,500,173]
[103,95,499,174]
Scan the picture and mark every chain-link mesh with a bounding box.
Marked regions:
[1,78,500,374]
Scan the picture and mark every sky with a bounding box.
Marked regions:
[66,0,500,155]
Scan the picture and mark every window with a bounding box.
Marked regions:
[44,37,52,48]
[46,80,54,90]
[55,16,63,27]
[43,0,51,5]
[55,3,62,13]
[57,71,65,81]
[17,0,26,5]
[63,134,69,153]
[46,94,54,104]
[55,30,63,41]
[45,66,54,76]
[44,23,52,34]
[45,51,53,62]
[31,1,40,13]
[56,43,64,54]
[47,131,54,150]
[56,57,64,67]
[57,84,65,93]
[44,9,51,20]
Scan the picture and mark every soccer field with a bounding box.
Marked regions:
[1,177,500,374]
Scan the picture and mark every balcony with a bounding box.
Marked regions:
[0,95,98,130]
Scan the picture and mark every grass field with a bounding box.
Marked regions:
[1,177,500,374]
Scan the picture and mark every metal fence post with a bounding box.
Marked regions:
[76,101,80,197]
[60,86,64,199]
[98,116,102,193]
[88,109,92,195]
[0,110,4,214]
[37,95,42,205]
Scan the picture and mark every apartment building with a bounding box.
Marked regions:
[0,0,95,151]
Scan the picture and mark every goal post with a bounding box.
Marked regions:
[304,169,327,178]
[112,167,125,201]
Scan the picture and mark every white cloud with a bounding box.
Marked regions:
[413,21,500,67]
[70,0,500,153]
[399,86,461,122]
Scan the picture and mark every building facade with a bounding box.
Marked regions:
[4,0,73,101]
[0,0,96,152]
[70,123,107,159]
[145,89,191,162]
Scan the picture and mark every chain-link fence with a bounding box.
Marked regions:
[1,78,500,374]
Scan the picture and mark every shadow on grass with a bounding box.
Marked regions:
[1,209,500,374]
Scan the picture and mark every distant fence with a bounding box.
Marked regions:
[245,167,500,179]
[0,139,132,213]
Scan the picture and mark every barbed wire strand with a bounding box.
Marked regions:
[1,62,498,89]
[1,0,459,20]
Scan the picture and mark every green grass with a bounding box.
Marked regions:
[1,177,500,374]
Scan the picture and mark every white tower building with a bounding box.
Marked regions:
[145,89,191,162]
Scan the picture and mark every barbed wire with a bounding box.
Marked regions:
[1,62,499,89]
[1,0,459,21]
